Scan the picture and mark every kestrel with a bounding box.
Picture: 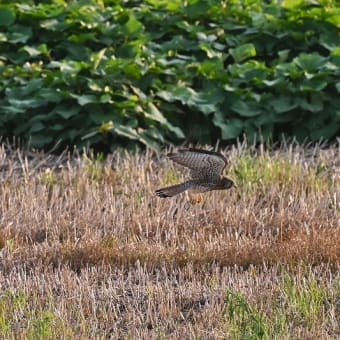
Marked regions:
[155,148,234,203]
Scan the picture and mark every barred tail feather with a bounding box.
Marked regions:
[155,181,192,198]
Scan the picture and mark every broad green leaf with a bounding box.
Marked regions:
[51,124,64,131]
[22,45,42,57]
[336,82,340,93]
[294,53,326,72]
[310,122,339,140]
[221,123,243,140]
[138,130,160,151]
[325,13,340,26]
[55,105,80,119]
[300,78,328,91]
[158,87,223,116]
[122,14,144,35]
[320,31,339,51]
[270,96,298,114]
[63,41,89,61]
[71,94,98,106]
[199,43,222,58]
[243,120,258,142]
[228,60,267,80]
[184,2,211,18]
[48,61,80,73]
[298,94,324,113]
[144,103,185,138]
[0,32,6,42]
[88,106,120,124]
[8,98,44,109]
[112,124,140,140]
[273,111,297,123]
[100,94,111,103]
[8,25,32,43]
[214,115,243,140]
[142,102,167,125]
[282,0,304,9]
[231,100,262,117]
[39,88,63,103]
[123,63,142,78]
[230,43,256,63]
[30,135,53,148]
[196,32,217,42]
[188,93,217,115]
[0,105,25,114]
[157,87,194,104]
[92,48,107,69]
[0,0,339,150]
[258,123,273,141]
[262,79,283,87]
[196,59,224,77]
[30,121,45,133]
[275,62,298,78]
[0,7,15,26]
[144,126,165,143]
[112,123,159,150]
[278,50,290,63]
[331,47,340,57]
[22,78,44,94]
[40,18,63,31]
[63,129,83,141]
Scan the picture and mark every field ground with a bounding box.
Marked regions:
[0,141,339,339]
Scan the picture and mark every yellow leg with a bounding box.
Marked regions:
[188,192,203,204]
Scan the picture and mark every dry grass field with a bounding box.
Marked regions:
[0,141,339,339]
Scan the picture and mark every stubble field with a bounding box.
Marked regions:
[0,141,339,339]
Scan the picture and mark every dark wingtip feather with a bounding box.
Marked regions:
[155,189,170,198]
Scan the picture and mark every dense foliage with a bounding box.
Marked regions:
[0,0,339,151]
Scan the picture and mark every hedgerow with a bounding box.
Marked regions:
[0,0,339,151]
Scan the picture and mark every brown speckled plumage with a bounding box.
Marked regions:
[155,148,234,201]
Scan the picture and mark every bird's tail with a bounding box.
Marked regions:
[155,181,193,198]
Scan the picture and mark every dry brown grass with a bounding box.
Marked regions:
[0,141,339,338]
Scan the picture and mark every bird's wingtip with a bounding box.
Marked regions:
[155,189,170,198]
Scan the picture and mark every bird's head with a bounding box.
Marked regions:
[220,177,235,189]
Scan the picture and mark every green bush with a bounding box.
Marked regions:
[0,0,339,151]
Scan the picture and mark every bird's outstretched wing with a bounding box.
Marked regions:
[167,148,227,181]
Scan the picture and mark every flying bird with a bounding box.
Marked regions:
[155,148,234,203]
